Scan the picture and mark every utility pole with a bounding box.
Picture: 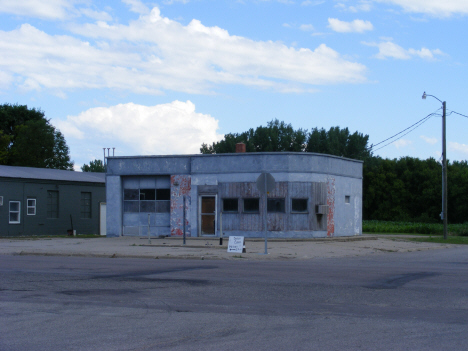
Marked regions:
[442,101,448,240]
[423,92,448,239]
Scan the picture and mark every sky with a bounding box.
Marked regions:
[1,0,467,170]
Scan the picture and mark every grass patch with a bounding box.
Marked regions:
[363,220,468,236]
[406,236,468,245]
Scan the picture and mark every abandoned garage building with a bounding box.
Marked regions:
[106,150,362,238]
[0,165,106,237]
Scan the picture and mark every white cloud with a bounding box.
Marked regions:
[122,0,150,14]
[56,101,223,156]
[374,0,468,17]
[0,7,367,95]
[362,40,444,60]
[449,142,468,155]
[79,8,113,22]
[0,0,73,19]
[336,1,372,12]
[0,70,14,90]
[328,18,373,33]
[420,135,438,145]
[393,139,412,148]
[300,24,315,31]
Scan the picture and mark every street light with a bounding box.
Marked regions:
[422,92,448,239]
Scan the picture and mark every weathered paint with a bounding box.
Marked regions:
[107,153,362,238]
[170,175,191,237]
[327,177,335,237]
[354,195,360,235]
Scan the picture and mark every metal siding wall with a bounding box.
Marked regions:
[219,183,240,231]
[288,182,311,231]
[327,177,336,236]
[106,175,122,237]
[1,179,105,237]
[266,182,287,231]
[217,181,330,233]
[313,182,328,231]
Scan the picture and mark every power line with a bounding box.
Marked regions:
[449,110,468,119]
[372,114,436,152]
[368,109,441,152]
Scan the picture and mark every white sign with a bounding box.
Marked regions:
[227,236,244,253]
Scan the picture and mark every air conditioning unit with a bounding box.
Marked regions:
[315,204,328,215]
[0,196,3,206]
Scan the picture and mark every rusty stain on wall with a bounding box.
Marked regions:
[327,177,335,237]
[170,175,191,237]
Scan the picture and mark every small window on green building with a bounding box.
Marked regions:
[81,192,92,218]
[47,191,59,219]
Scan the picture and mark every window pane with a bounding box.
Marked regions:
[124,189,139,200]
[243,198,259,213]
[27,199,35,207]
[156,201,170,213]
[140,201,156,213]
[140,189,155,200]
[124,201,139,212]
[81,192,92,218]
[10,212,19,222]
[292,199,308,213]
[223,198,238,212]
[267,198,285,213]
[27,207,35,215]
[156,188,170,200]
[10,202,19,212]
[9,201,20,223]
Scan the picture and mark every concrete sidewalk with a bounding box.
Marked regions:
[0,235,453,260]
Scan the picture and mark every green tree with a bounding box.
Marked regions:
[0,103,74,170]
[306,126,372,161]
[201,119,307,154]
[0,131,11,164]
[81,159,106,172]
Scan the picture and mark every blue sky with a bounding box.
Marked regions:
[1,0,467,169]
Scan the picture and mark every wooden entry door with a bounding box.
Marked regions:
[200,196,216,236]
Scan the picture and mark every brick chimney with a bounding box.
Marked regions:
[235,142,246,153]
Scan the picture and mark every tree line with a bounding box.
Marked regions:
[3,104,467,224]
[201,119,468,224]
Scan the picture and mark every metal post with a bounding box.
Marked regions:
[148,213,151,244]
[442,101,448,240]
[264,173,268,255]
[219,212,223,245]
[183,195,186,245]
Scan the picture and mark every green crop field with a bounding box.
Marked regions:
[363,220,468,236]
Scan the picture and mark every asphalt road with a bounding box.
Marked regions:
[1,247,468,351]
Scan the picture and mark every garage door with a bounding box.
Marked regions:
[122,176,170,236]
